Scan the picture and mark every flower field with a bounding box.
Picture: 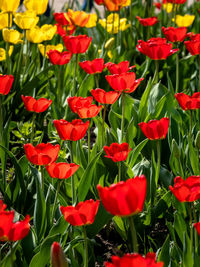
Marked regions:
[1,0,200,266]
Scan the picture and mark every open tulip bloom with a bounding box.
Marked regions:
[175,92,200,110]
[105,60,135,74]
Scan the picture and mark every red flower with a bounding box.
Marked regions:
[175,92,200,110]
[51,242,68,267]
[47,50,72,65]
[67,96,93,113]
[46,162,79,179]
[104,143,131,162]
[54,119,90,141]
[54,13,69,25]
[138,117,169,140]
[94,0,104,4]
[106,72,144,93]
[184,36,200,55]
[166,0,186,4]
[79,58,105,74]
[137,37,179,60]
[169,176,200,202]
[97,176,147,217]
[76,103,102,118]
[91,89,120,104]
[24,143,60,165]
[136,16,158,26]
[0,75,14,95]
[0,200,30,242]
[162,27,187,42]
[194,223,200,235]
[56,24,76,37]
[63,34,92,54]
[60,199,100,226]
[105,60,135,74]
[153,2,162,9]
[104,252,164,267]
[21,95,52,113]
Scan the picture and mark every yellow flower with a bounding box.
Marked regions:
[0,45,13,61]
[174,14,195,27]
[0,0,20,13]
[38,44,63,57]
[41,24,57,41]
[105,37,115,49]
[2,28,23,44]
[0,11,10,29]
[14,11,39,30]
[26,26,44,43]
[24,0,48,15]
[99,13,130,34]
[85,14,97,28]
[66,9,90,27]
[163,3,174,13]
[107,50,113,59]
[122,0,131,6]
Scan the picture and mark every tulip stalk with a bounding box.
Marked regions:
[128,216,138,253]
[10,242,14,267]
[152,60,159,84]
[41,166,45,192]
[121,92,126,143]
[188,203,193,254]
[198,55,200,91]
[118,162,122,182]
[88,121,92,163]
[192,203,198,253]
[30,113,36,144]
[155,140,161,186]
[72,54,79,96]
[52,180,62,224]
[95,74,99,88]
[83,226,88,267]
[70,141,76,205]
[102,104,106,146]
[176,49,179,93]
[5,42,11,75]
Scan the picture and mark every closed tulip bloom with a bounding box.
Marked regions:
[47,50,72,65]
[46,162,79,179]
[85,14,97,28]
[26,26,45,43]
[76,103,102,118]
[169,176,200,202]
[136,16,158,26]
[21,95,52,113]
[79,58,105,74]
[0,0,20,12]
[54,13,69,25]
[175,92,200,110]
[24,0,48,15]
[0,46,14,61]
[24,143,60,165]
[91,89,120,104]
[166,0,186,3]
[2,29,23,44]
[63,35,92,54]
[104,143,131,162]
[162,27,187,42]
[105,60,135,74]
[38,44,63,57]
[137,37,179,60]
[106,72,144,93]
[0,12,10,29]
[99,13,130,34]
[67,96,93,113]
[41,24,57,41]
[60,199,100,226]
[194,223,200,236]
[95,0,104,4]
[51,242,68,267]
[139,117,169,140]
[97,176,147,216]
[53,119,90,141]
[104,252,164,267]
[0,75,14,95]
[66,9,90,27]
[174,14,195,27]
[184,37,200,55]
[14,11,39,30]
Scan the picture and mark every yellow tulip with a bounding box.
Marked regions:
[38,44,63,57]
[0,0,20,13]
[26,26,44,43]
[122,0,131,6]
[14,11,39,30]
[0,45,13,61]
[107,50,113,59]
[0,11,10,29]
[2,28,23,44]
[105,37,115,49]
[163,3,173,13]
[174,14,195,27]
[24,0,48,15]
[85,14,97,28]
[99,13,130,34]
[41,24,57,41]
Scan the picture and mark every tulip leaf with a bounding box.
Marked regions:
[128,138,148,168]
[157,235,170,265]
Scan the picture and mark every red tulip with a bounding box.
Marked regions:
[24,143,60,165]
[54,13,70,26]
[166,0,186,4]
[63,34,92,54]
[105,60,135,74]
[104,143,131,162]
[106,72,144,93]
[162,27,187,42]
[46,162,79,179]
[169,176,200,202]
[104,252,164,267]
[60,199,100,226]
[53,119,90,141]
[67,96,93,113]
[47,50,72,65]
[91,89,120,104]
[94,0,104,4]
[137,37,179,60]
[154,2,162,9]
[51,242,68,267]
[175,92,200,110]
[79,58,106,74]
[21,95,52,113]
[136,16,158,26]
[56,24,76,37]
[76,103,102,118]
[0,200,30,242]
[138,117,169,140]
[0,75,14,95]
[97,176,147,217]
[184,35,200,55]
[194,223,200,235]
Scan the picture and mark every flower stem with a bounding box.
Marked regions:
[102,105,106,146]
[70,141,76,205]
[198,55,200,91]
[118,161,121,182]
[52,180,62,224]
[72,54,79,96]
[155,140,161,186]
[188,203,193,253]
[152,60,159,84]
[41,166,45,192]
[57,65,63,105]
[176,50,179,93]
[128,216,138,252]
[95,74,99,88]
[88,121,91,163]
[10,242,14,267]
[5,42,11,74]
[83,226,88,267]
[121,92,125,143]
[30,113,36,144]
[192,203,198,253]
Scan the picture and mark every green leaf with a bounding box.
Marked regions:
[157,235,170,265]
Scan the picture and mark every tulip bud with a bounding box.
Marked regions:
[105,37,115,50]
[51,242,68,267]
[195,131,200,150]
[172,139,180,158]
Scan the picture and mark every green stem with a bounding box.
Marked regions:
[57,65,62,105]
[198,55,200,91]
[155,140,161,186]
[42,44,47,70]
[128,216,138,252]
[95,74,99,88]
[30,113,36,143]
[83,226,88,267]
[152,60,159,84]
[192,203,198,253]
[5,42,11,74]
[188,203,193,253]
[121,92,125,143]
[118,161,121,182]
[176,50,179,93]
[10,242,14,267]
[102,105,106,146]
[41,166,45,192]
[0,95,3,142]
[72,54,79,96]
[190,110,193,137]
[52,180,62,224]
[88,121,91,163]
[70,141,76,205]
